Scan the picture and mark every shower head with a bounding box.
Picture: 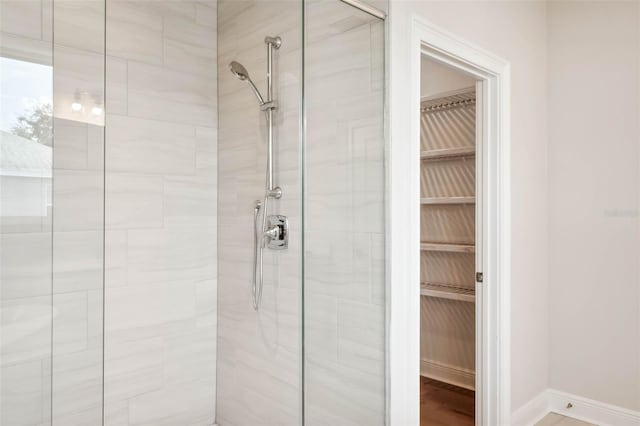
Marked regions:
[229,61,265,105]
[229,61,249,81]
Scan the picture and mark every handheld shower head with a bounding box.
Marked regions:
[229,61,249,81]
[229,61,265,105]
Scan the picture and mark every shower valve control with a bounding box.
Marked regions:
[264,215,288,250]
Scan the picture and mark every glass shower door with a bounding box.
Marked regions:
[0,2,54,423]
[303,1,386,424]
[0,1,106,424]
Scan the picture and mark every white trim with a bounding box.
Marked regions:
[388,14,511,426]
[420,359,475,391]
[512,389,640,426]
[548,390,640,426]
[511,390,550,426]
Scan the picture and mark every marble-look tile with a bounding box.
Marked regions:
[163,174,216,224]
[103,398,129,426]
[106,173,164,229]
[128,379,215,426]
[104,336,163,401]
[163,330,216,385]
[126,227,215,286]
[53,230,103,293]
[163,15,217,77]
[0,232,52,299]
[105,282,196,331]
[101,1,218,424]
[1,297,52,365]
[51,405,103,426]
[53,118,89,170]
[106,56,128,116]
[86,124,105,171]
[304,231,371,303]
[195,2,217,28]
[52,169,104,232]
[105,115,197,175]
[0,359,46,426]
[106,0,163,65]
[337,300,385,374]
[0,0,43,40]
[104,230,127,288]
[51,345,103,425]
[54,0,105,54]
[127,61,216,127]
[195,126,218,175]
[305,357,384,426]
[52,291,89,354]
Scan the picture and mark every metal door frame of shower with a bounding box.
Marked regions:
[388,15,512,426]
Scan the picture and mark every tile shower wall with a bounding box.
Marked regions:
[103,1,217,425]
[216,1,302,424]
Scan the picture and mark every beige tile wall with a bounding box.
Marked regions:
[103,1,218,425]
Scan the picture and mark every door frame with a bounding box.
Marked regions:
[388,15,512,425]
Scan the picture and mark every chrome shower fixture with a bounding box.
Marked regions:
[229,61,265,106]
[230,35,287,311]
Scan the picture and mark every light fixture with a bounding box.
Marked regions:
[91,105,103,116]
[71,90,83,112]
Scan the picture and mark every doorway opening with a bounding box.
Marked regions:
[419,56,479,426]
[388,16,511,425]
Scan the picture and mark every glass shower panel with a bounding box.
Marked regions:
[0,0,107,424]
[0,1,54,424]
[51,0,106,423]
[303,1,386,424]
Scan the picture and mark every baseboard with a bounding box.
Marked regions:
[420,358,475,390]
[511,390,550,426]
[512,389,640,426]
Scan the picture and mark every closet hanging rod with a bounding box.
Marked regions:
[421,196,475,205]
[421,98,475,113]
[420,242,475,253]
[421,147,476,160]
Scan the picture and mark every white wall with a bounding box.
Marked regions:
[547,1,640,411]
[390,0,549,415]
[420,58,475,99]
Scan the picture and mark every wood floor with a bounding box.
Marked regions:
[420,377,475,426]
[535,413,595,426]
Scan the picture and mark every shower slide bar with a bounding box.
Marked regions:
[230,36,288,311]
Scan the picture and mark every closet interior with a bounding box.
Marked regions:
[419,58,478,426]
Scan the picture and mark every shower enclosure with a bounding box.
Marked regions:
[0,0,386,424]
